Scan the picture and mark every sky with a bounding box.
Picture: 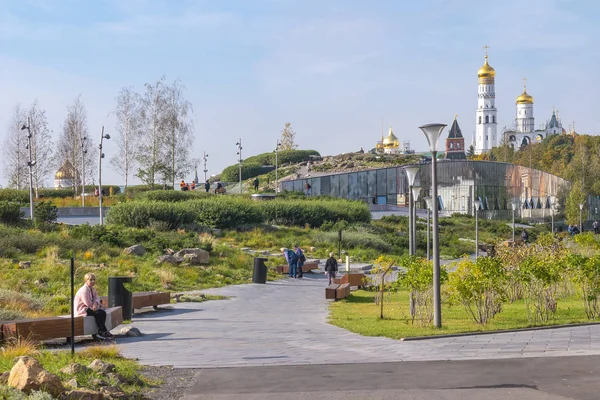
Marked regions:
[1,0,599,186]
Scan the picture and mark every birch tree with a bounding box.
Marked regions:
[27,100,54,196]
[110,86,140,190]
[279,122,298,151]
[57,96,95,194]
[3,104,28,189]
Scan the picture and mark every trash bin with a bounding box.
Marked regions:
[252,257,268,284]
[108,276,133,320]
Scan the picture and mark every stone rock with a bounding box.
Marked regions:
[19,261,32,269]
[123,244,145,256]
[60,363,89,375]
[0,371,9,384]
[60,388,104,400]
[165,248,175,255]
[87,359,115,374]
[106,372,127,385]
[89,378,109,388]
[65,378,78,389]
[308,246,316,252]
[8,356,64,397]
[183,253,201,265]
[156,255,181,265]
[101,385,126,399]
[173,248,209,264]
[120,326,142,337]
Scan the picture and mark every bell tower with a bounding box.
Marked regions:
[475,47,497,154]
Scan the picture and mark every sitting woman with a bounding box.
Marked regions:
[74,273,113,340]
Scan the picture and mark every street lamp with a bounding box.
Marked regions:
[512,202,517,245]
[236,139,242,194]
[79,134,87,207]
[404,166,420,256]
[419,122,446,329]
[424,196,433,260]
[551,201,555,234]
[411,185,422,255]
[275,141,281,193]
[202,151,209,182]
[98,126,110,225]
[473,199,481,258]
[579,203,584,232]
[20,118,35,221]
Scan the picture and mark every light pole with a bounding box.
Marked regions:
[474,199,481,258]
[80,134,87,207]
[98,126,110,225]
[419,123,446,329]
[202,151,209,182]
[411,185,422,255]
[275,141,281,193]
[424,196,433,260]
[20,118,35,220]
[404,166,420,256]
[236,139,243,194]
[551,201,555,234]
[512,202,516,245]
[579,203,584,232]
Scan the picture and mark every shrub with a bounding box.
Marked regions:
[568,254,600,319]
[189,198,264,228]
[106,200,197,229]
[137,190,211,202]
[262,199,370,227]
[0,200,23,224]
[0,189,29,203]
[34,201,58,226]
[220,163,275,182]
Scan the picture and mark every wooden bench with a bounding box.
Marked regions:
[99,291,171,312]
[1,306,123,342]
[333,273,367,288]
[276,262,319,274]
[325,283,350,301]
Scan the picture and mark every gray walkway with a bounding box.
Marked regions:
[116,275,600,368]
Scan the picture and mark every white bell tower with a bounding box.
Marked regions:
[475,47,497,155]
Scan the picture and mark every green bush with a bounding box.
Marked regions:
[124,185,172,197]
[189,198,264,229]
[0,201,23,224]
[221,163,275,182]
[106,200,197,229]
[0,189,29,203]
[262,199,370,227]
[34,201,58,226]
[137,190,211,202]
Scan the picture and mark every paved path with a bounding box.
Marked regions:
[117,274,600,368]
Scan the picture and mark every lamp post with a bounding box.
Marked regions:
[20,118,35,220]
[275,141,281,193]
[551,201,555,234]
[79,134,87,207]
[424,196,433,260]
[411,185,422,255]
[579,203,584,232]
[512,202,516,245]
[474,199,481,258]
[98,126,110,225]
[236,139,242,193]
[202,151,209,182]
[419,123,446,329]
[404,166,420,256]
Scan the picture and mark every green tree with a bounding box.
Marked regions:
[466,144,475,159]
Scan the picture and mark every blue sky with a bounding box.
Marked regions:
[1,0,598,186]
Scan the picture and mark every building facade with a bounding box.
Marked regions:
[445,117,466,160]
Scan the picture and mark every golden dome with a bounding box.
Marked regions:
[382,126,399,146]
[55,161,75,180]
[516,89,534,104]
[477,55,496,81]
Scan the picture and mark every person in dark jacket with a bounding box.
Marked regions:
[281,247,298,278]
[204,180,210,192]
[325,252,338,285]
[521,229,529,243]
[294,245,305,278]
[253,178,259,191]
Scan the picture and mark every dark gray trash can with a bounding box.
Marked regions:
[108,276,133,320]
[252,257,268,284]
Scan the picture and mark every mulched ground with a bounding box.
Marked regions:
[141,366,197,399]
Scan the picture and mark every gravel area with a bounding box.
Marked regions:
[141,366,196,399]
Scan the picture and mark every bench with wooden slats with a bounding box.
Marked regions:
[276,262,319,274]
[99,291,171,312]
[325,283,350,301]
[332,273,367,288]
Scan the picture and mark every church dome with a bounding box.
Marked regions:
[382,126,399,146]
[516,89,534,104]
[478,57,496,79]
[55,161,75,180]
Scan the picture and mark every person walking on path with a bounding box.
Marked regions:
[325,252,338,285]
[294,245,305,278]
[593,220,599,234]
[253,177,259,191]
[305,182,311,195]
[204,180,210,192]
[74,273,113,340]
[521,229,529,244]
[281,247,298,278]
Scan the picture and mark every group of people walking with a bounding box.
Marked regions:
[281,247,339,284]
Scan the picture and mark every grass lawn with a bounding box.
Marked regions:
[328,289,594,339]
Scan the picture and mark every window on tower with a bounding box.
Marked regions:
[485,116,489,123]
[493,116,496,123]
[479,116,482,124]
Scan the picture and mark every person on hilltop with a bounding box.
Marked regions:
[191,181,196,191]
[253,177,259,191]
[325,252,338,285]
[180,180,187,191]
[204,180,210,193]
[294,245,305,279]
[74,273,113,341]
[281,247,298,278]
[305,182,311,195]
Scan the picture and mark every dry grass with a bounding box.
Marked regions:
[0,337,40,359]
[158,269,176,288]
[78,344,122,359]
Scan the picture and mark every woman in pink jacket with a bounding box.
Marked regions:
[74,273,113,340]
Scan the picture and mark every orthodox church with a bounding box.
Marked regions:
[375,126,414,154]
[54,160,75,189]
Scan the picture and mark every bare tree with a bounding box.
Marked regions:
[3,104,28,189]
[163,80,194,188]
[110,86,140,191]
[279,122,298,151]
[27,100,54,196]
[57,96,95,194]
[137,77,169,189]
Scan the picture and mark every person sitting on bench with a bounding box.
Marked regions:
[74,272,113,340]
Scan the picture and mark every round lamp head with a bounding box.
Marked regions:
[424,196,433,210]
[474,199,481,210]
[411,186,421,202]
[419,123,447,153]
[579,203,584,210]
[404,166,420,186]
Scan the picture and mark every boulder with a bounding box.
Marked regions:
[87,359,115,374]
[174,248,209,264]
[106,372,127,385]
[8,356,64,397]
[120,326,142,337]
[65,378,78,389]
[60,363,89,375]
[123,245,145,256]
[308,246,316,252]
[101,385,126,399]
[183,254,202,265]
[156,255,181,265]
[19,261,32,269]
[0,371,9,384]
[60,388,104,400]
